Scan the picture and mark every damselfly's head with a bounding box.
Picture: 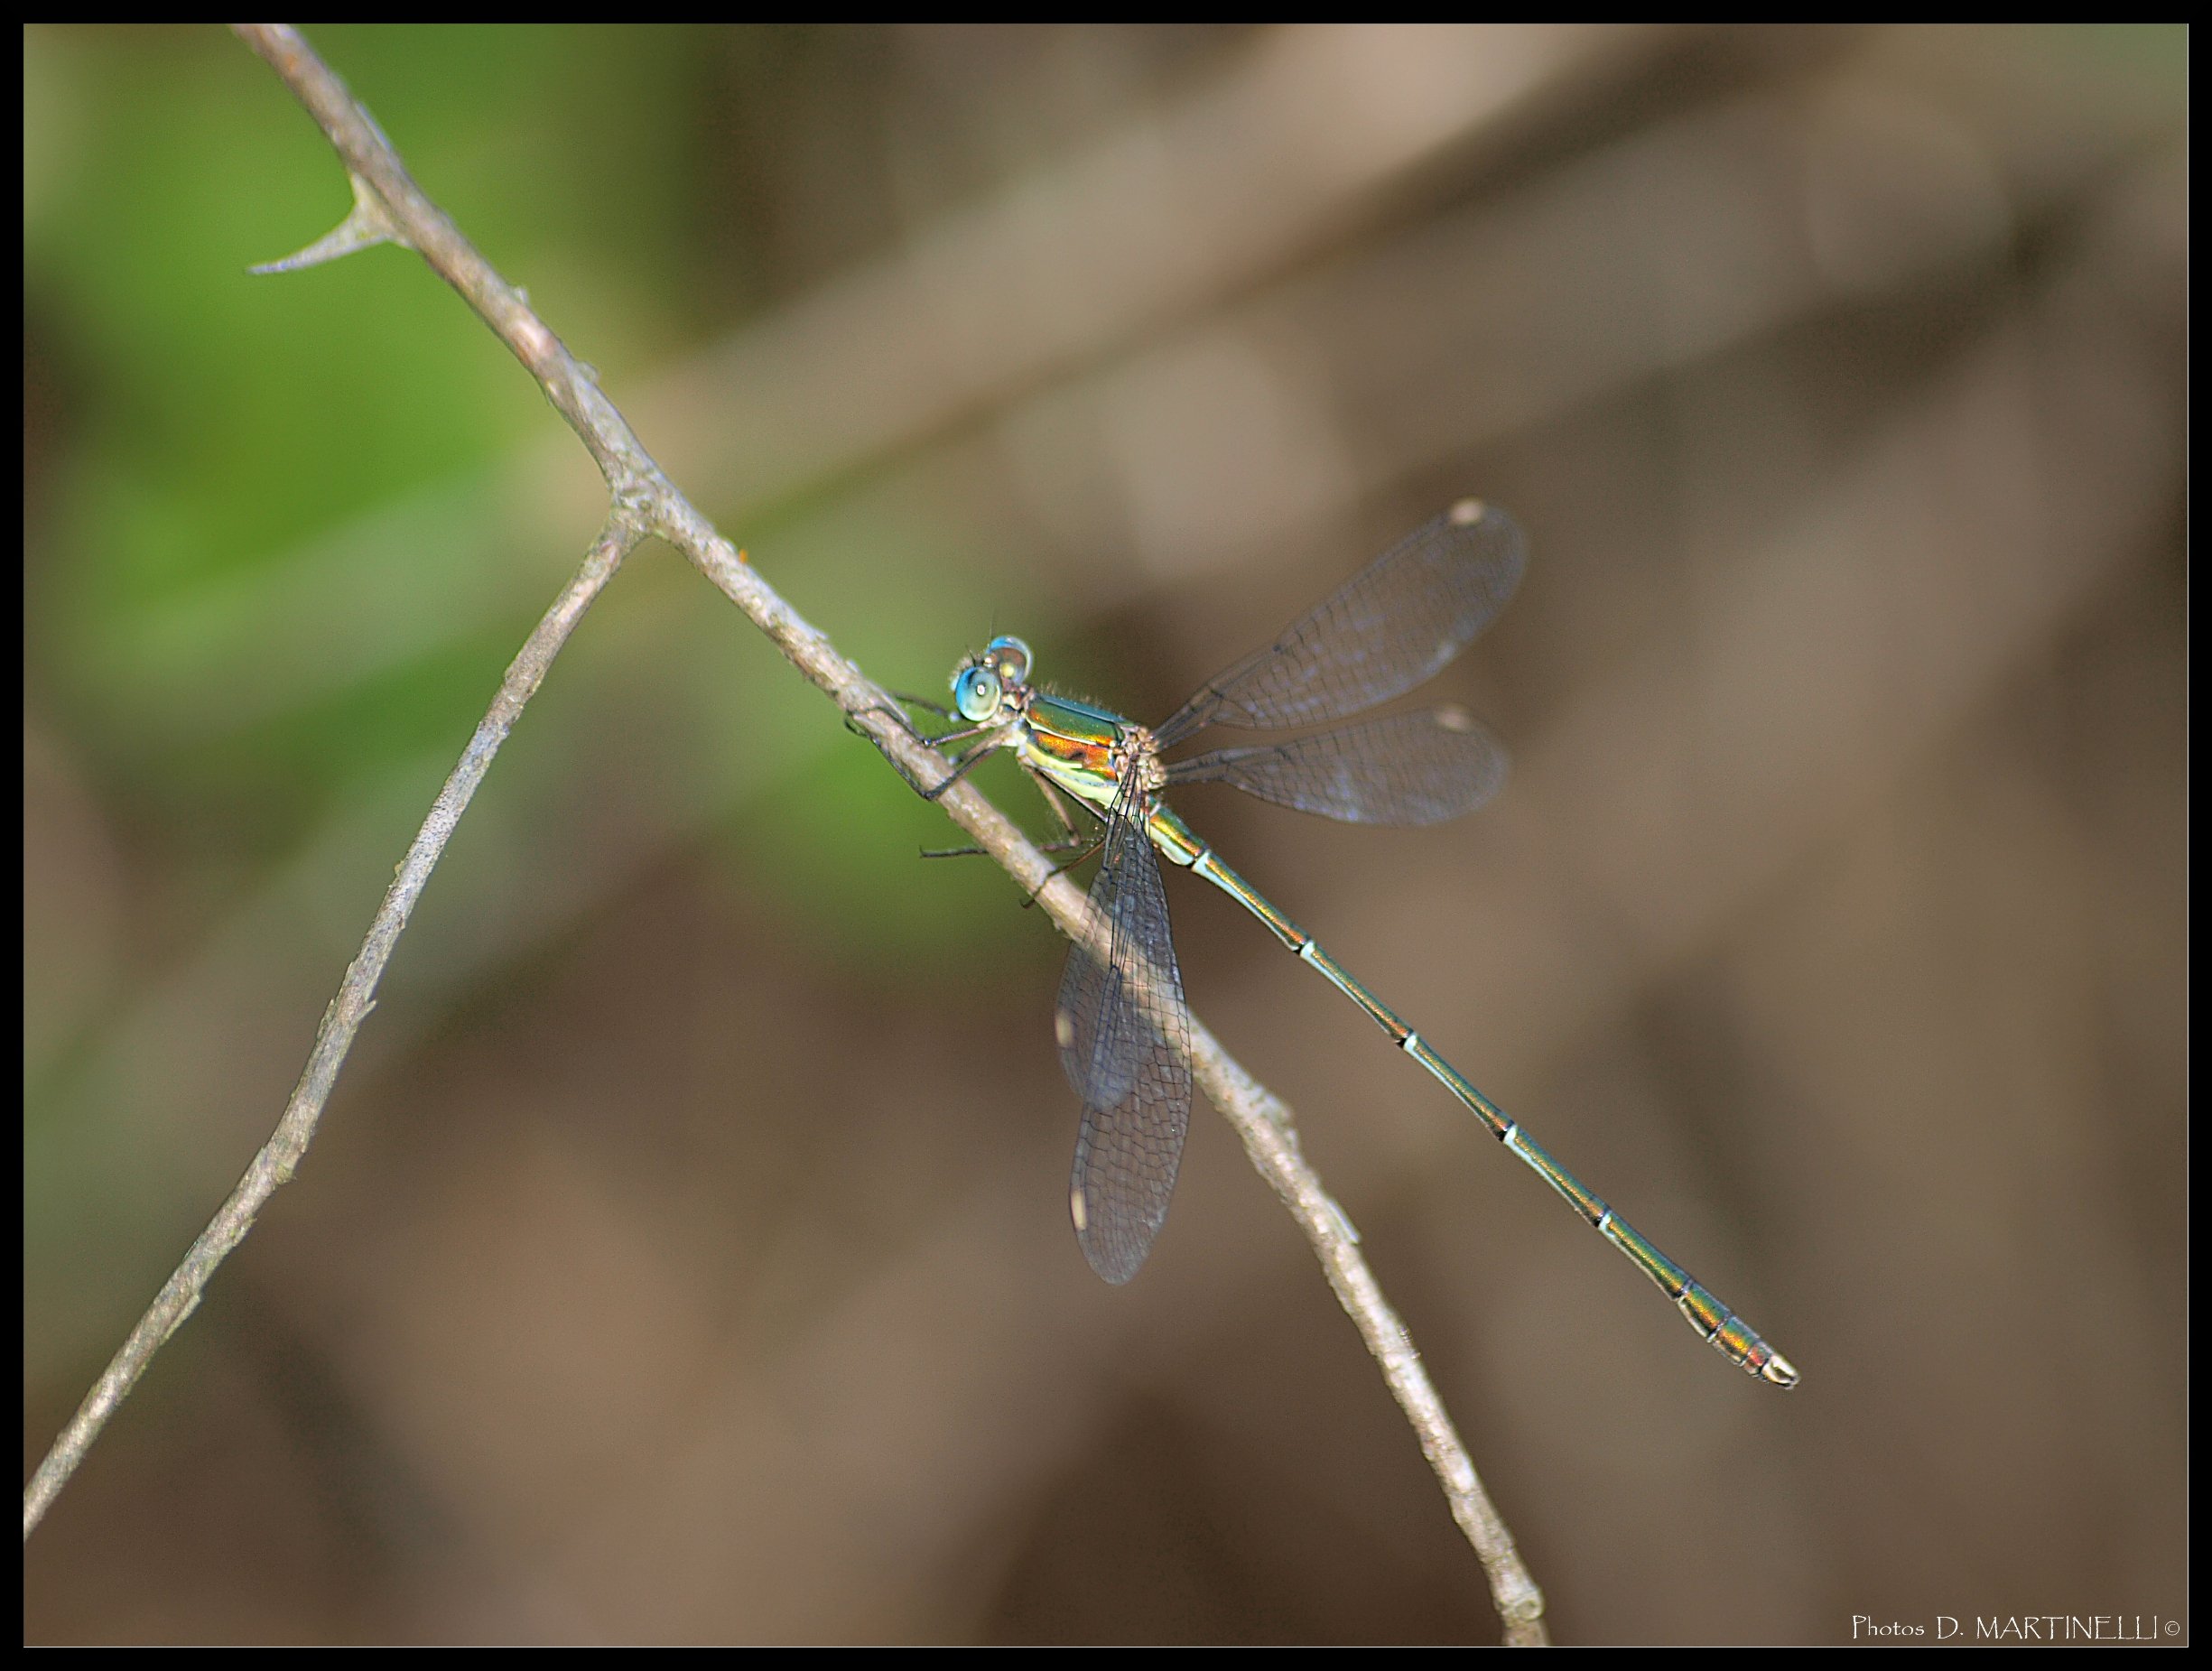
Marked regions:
[951,635,1032,723]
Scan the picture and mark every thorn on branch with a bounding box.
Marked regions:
[249,170,411,274]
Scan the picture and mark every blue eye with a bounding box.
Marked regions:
[953,664,1003,722]
[983,635,1032,684]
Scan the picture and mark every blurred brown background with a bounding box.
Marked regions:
[23,24,2184,1645]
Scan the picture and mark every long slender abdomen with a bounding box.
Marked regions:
[1177,838,1798,1388]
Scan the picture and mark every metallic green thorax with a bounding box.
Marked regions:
[1017,689,1210,869]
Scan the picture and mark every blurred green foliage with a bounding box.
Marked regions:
[23,24,1057,989]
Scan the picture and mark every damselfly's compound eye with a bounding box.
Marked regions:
[953,664,1004,723]
[982,635,1032,684]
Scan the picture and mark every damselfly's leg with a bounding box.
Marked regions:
[888,689,954,721]
[847,684,973,744]
[846,699,939,794]
[850,714,992,800]
[1019,771,1106,902]
[922,763,1104,880]
[843,684,952,738]
[917,732,1005,803]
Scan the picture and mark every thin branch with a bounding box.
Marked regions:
[23,515,640,1538]
[28,23,1546,1642]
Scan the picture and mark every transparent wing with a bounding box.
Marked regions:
[1165,706,1507,825]
[1153,501,1525,748]
[1055,774,1191,1284]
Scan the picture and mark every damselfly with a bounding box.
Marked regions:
[906,501,1796,1388]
